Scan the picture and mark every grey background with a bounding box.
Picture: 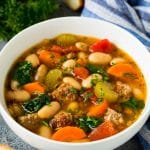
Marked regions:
[0,1,144,150]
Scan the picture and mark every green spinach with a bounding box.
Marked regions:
[121,97,145,109]
[86,64,110,81]
[76,116,103,132]
[13,61,33,85]
[22,94,51,113]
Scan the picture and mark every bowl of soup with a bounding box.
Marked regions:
[0,17,150,150]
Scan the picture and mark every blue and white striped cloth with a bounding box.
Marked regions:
[82,0,150,149]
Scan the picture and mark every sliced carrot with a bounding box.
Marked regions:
[73,67,89,79]
[23,82,45,94]
[38,50,61,67]
[88,121,117,140]
[87,99,108,117]
[107,63,137,80]
[52,126,86,142]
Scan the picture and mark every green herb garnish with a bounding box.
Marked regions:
[69,87,78,94]
[86,64,110,81]
[76,116,103,133]
[83,92,94,102]
[41,120,49,127]
[22,94,51,113]
[13,61,33,85]
[121,97,145,109]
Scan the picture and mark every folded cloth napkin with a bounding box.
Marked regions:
[82,0,150,149]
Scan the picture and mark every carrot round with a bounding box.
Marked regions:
[38,50,61,67]
[52,126,86,142]
[88,121,117,140]
[107,63,137,79]
[73,67,89,79]
[23,82,45,94]
[87,100,108,117]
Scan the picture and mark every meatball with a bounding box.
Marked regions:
[18,113,41,130]
[115,81,132,102]
[104,108,124,125]
[49,111,73,129]
[8,103,23,118]
[52,83,78,104]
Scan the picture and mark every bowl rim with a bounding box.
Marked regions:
[0,16,150,148]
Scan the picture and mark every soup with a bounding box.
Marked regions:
[5,34,146,142]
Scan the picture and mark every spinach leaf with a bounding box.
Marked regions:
[121,97,145,109]
[76,116,103,133]
[13,61,33,85]
[22,94,51,113]
[69,87,78,94]
[86,64,110,81]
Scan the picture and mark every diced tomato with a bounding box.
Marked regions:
[88,121,117,140]
[90,95,97,104]
[51,45,78,54]
[73,67,89,79]
[51,45,63,53]
[90,39,113,53]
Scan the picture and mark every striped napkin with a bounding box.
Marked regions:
[82,0,150,149]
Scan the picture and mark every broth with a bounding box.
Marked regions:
[5,34,146,142]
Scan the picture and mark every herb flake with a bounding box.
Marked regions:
[76,116,103,133]
[121,97,145,110]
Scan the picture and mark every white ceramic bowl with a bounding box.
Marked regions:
[0,17,150,150]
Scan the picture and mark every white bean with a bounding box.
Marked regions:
[63,77,81,90]
[110,57,126,65]
[35,64,48,82]
[38,101,60,119]
[10,80,19,90]
[38,125,52,139]
[89,52,112,65]
[25,54,40,67]
[62,59,76,73]
[75,42,88,51]
[6,90,31,102]
[133,88,144,100]
[82,74,102,88]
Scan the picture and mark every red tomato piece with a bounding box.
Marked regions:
[90,39,113,53]
[51,45,63,53]
[73,67,89,79]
